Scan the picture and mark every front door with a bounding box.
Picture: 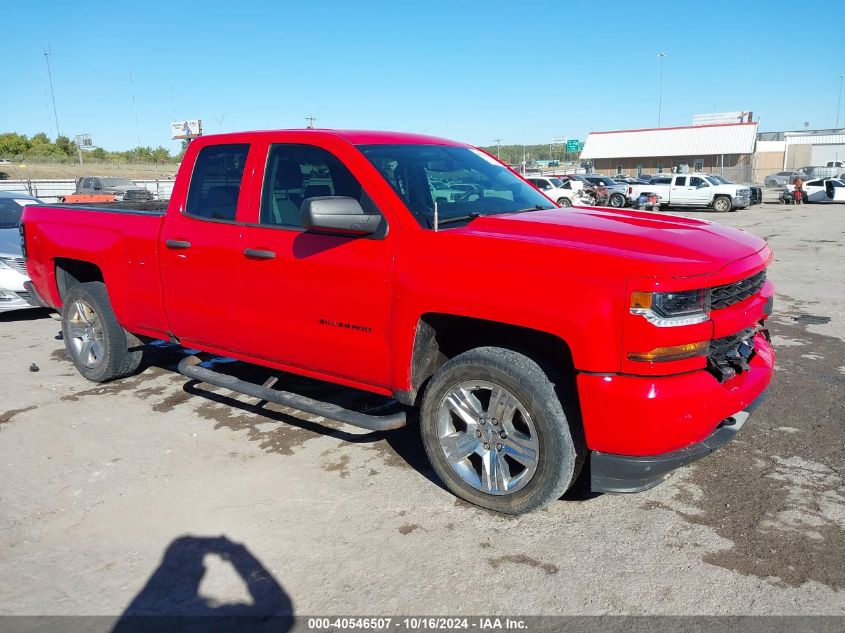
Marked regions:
[237,142,394,389]
[159,142,251,351]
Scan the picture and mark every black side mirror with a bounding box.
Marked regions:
[301,196,381,236]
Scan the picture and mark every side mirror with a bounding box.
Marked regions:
[92,184,102,190]
[301,196,381,236]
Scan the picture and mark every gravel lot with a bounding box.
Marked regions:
[0,201,843,620]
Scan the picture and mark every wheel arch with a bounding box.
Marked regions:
[396,313,578,408]
[54,258,105,302]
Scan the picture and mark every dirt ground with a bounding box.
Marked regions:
[0,201,843,621]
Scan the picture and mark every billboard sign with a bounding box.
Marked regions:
[693,112,749,126]
[171,119,203,139]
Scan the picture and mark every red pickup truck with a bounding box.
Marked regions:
[21,129,774,514]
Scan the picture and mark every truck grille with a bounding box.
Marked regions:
[707,327,757,383]
[0,256,27,276]
[16,291,32,304]
[711,270,766,310]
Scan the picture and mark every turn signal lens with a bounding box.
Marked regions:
[628,341,709,362]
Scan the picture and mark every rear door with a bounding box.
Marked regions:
[159,142,252,351]
[669,175,692,204]
[236,140,395,388]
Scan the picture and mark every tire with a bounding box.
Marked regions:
[713,195,732,213]
[557,197,572,208]
[419,347,579,514]
[61,281,143,382]
[609,193,625,208]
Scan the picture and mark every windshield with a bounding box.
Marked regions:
[549,178,565,188]
[0,197,40,229]
[706,176,722,185]
[358,144,554,227]
[100,178,136,187]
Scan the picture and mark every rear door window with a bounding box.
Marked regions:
[185,144,250,221]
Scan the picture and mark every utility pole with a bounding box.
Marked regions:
[657,52,667,127]
[305,115,317,129]
[213,113,227,131]
[836,74,844,128]
[43,47,61,137]
[494,139,501,159]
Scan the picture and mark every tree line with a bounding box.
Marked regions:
[477,143,582,165]
[0,132,181,164]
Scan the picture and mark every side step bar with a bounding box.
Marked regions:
[177,355,406,431]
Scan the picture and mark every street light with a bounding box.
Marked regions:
[836,74,844,128]
[657,52,667,127]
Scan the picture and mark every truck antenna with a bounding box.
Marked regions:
[433,200,439,232]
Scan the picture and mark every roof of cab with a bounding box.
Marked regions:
[197,129,467,147]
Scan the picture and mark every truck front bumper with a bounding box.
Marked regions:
[577,333,773,492]
[590,391,766,493]
[732,195,751,208]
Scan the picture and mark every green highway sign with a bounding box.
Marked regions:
[565,139,580,153]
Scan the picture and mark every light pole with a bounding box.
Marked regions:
[43,47,61,137]
[494,138,501,159]
[836,74,844,128]
[657,52,667,127]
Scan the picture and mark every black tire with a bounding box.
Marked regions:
[609,193,626,208]
[61,281,143,382]
[557,197,572,208]
[420,347,580,514]
[713,195,732,213]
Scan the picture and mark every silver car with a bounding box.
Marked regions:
[582,175,628,208]
[764,171,807,188]
[0,191,43,312]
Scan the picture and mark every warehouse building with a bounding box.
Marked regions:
[580,121,758,181]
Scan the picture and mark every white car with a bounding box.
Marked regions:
[525,176,580,207]
[0,192,44,312]
[787,178,845,203]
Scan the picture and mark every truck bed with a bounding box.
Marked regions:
[22,203,170,338]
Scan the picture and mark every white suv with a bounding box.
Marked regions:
[525,176,579,207]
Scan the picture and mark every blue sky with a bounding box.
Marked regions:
[3,0,844,151]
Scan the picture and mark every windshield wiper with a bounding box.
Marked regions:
[511,204,554,213]
[435,211,484,227]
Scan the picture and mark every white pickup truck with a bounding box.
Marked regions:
[625,174,751,213]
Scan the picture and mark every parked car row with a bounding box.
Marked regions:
[0,192,42,312]
[526,170,759,212]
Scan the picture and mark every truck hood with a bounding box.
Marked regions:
[458,207,766,277]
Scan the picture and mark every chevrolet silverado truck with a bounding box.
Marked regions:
[21,130,775,514]
[625,173,751,212]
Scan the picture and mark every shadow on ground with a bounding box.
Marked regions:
[112,535,293,633]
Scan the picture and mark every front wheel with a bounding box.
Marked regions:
[420,347,580,514]
[557,197,572,208]
[712,195,732,213]
[61,282,143,382]
[609,193,626,208]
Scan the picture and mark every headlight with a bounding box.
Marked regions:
[630,289,710,327]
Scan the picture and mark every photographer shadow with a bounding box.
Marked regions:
[112,535,293,633]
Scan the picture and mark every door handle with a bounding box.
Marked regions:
[165,239,192,250]
[243,248,276,260]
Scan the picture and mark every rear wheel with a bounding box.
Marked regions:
[420,347,579,514]
[557,197,572,208]
[61,282,143,382]
[713,195,732,213]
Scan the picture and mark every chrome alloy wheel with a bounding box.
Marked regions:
[67,300,106,369]
[436,380,539,495]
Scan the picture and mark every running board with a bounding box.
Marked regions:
[177,355,406,431]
